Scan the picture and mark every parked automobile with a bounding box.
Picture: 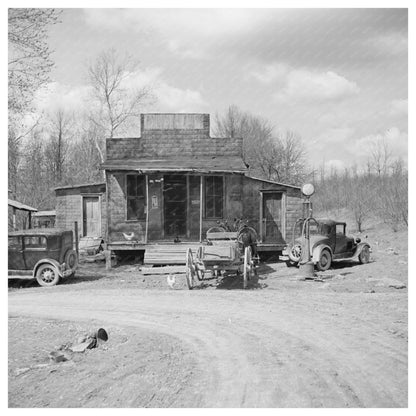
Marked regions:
[284,218,371,271]
[8,229,78,286]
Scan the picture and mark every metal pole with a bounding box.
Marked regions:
[145,175,149,244]
[74,221,79,255]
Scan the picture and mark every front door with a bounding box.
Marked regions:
[261,192,285,243]
[82,196,101,237]
[163,175,187,238]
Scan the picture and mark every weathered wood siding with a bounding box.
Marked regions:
[55,184,107,238]
[105,172,303,247]
[106,172,146,243]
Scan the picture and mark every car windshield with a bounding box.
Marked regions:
[295,221,332,237]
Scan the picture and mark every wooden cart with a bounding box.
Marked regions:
[185,229,258,290]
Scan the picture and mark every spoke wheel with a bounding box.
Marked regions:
[359,246,370,264]
[36,264,60,287]
[243,246,254,289]
[289,243,302,262]
[185,248,196,290]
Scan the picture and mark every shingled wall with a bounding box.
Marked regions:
[106,113,243,160]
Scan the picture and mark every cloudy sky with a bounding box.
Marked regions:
[40,8,408,170]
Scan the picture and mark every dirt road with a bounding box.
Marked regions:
[9,283,407,407]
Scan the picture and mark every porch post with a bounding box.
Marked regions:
[12,207,16,231]
[199,176,203,242]
[145,174,149,243]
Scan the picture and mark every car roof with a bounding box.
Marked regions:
[8,228,72,237]
[315,219,346,226]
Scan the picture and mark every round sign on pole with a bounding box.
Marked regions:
[302,183,315,197]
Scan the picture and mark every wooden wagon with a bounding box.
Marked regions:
[185,228,258,290]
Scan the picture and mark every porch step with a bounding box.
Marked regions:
[140,265,186,275]
[144,244,201,265]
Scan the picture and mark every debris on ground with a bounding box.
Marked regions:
[49,328,109,362]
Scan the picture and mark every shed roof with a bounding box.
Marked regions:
[33,210,56,217]
[54,182,106,191]
[102,156,248,173]
[8,228,70,237]
[246,175,301,190]
[8,199,37,212]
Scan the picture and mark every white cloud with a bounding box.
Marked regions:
[27,67,208,124]
[275,70,360,102]
[390,99,408,116]
[367,33,407,56]
[249,63,289,84]
[354,127,408,163]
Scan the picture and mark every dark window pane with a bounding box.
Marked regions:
[214,197,223,217]
[136,176,145,197]
[127,175,136,196]
[8,236,20,249]
[24,236,47,248]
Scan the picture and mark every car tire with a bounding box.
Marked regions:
[65,249,78,270]
[317,249,332,271]
[359,246,370,264]
[288,243,302,263]
[36,264,60,287]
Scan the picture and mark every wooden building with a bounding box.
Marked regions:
[102,113,303,260]
[32,210,56,228]
[55,182,107,242]
[8,199,37,231]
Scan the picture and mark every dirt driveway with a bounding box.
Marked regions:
[8,228,408,408]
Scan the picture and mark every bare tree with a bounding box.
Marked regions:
[214,105,306,185]
[44,108,73,184]
[8,8,60,113]
[370,137,392,176]
[88,49,154,146]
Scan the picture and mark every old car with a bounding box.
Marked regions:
[8,229,78,287]
[284,218,371,271]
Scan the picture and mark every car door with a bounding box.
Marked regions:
[23,235,48,270]
[8,236,25,270]
[334,223,351,255]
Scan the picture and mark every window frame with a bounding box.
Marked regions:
[204,175,224,220]
[126,174,146,221]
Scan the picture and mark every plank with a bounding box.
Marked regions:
[140,266,186,275]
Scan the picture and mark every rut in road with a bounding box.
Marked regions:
[8,289,408,407]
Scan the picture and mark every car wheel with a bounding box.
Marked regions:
[317,249,332,271]
[36,264,60,287]
[65,249,78,270]
[288,243,302,262]
[359,246,370,264]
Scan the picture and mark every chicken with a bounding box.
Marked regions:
[166,274,176,289]
[122,232,135,241]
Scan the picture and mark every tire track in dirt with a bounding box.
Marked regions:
[8,288,407,407]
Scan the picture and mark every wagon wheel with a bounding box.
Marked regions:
[185,248,197,290]
[195,246,205,281]
[243,246,255,289]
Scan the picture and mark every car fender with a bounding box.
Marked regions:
[352,242,371,260]
[312,244,333,264]
[32,258,63,278]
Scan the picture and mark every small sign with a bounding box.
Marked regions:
[191,199,200,205]
[151,195,158,209]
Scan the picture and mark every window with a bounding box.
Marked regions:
[205,176,223,219]
[127,175,146,220]
[8,236,21,250]
[336,224,345,235]
[24,236,47,249]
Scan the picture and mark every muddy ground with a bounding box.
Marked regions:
[8,225,408,407]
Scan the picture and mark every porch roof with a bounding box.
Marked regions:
[101,156,248,173]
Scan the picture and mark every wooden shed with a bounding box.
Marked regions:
[55,182,107,248]
[102,113,303,262]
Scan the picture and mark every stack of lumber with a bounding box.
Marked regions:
[143,244,200,265]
